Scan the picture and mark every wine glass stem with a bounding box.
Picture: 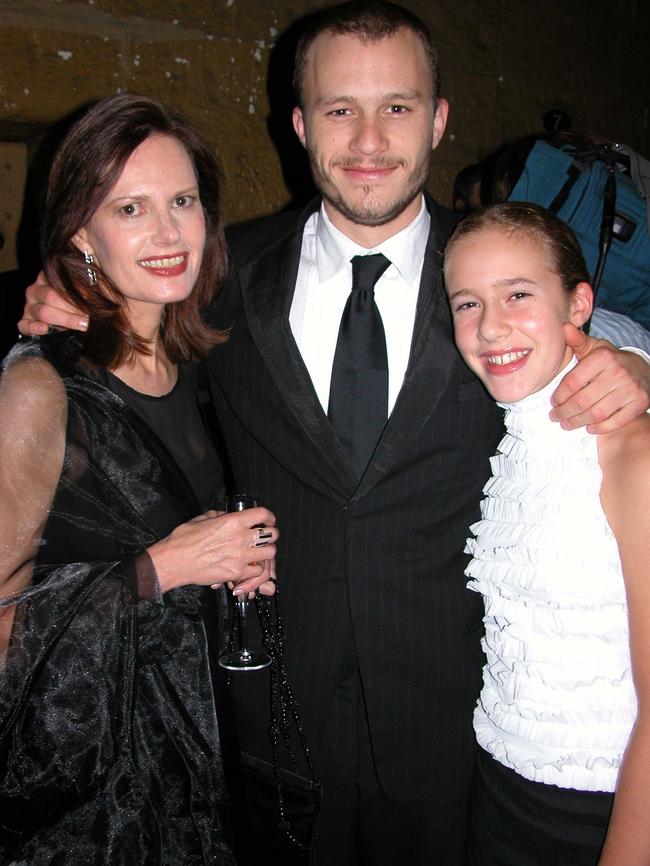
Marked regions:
[236,597,250,653]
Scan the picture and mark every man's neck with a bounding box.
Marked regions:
[323,194,425,248]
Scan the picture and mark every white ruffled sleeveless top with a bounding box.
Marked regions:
[467,357,635,793]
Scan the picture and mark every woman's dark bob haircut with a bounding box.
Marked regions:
[42,93,228,367]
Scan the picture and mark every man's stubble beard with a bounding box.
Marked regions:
[308,150,432,228]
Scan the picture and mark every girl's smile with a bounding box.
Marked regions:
[444,227,592,403]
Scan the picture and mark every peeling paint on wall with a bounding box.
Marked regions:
[0,0,647,229]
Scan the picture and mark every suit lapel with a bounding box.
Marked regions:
[236,202,357,493]
[357,198,460,494]
[236,195,460,498]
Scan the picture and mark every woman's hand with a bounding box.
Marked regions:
[147,507,278,595]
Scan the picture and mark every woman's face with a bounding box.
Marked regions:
[444,227,591,403]
[73,134,206,328]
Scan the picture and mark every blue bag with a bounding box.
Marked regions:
[509,140,650,330]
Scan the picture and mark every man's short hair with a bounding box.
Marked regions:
[293,1,440,108]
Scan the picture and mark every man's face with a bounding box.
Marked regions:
[293,28,448,243]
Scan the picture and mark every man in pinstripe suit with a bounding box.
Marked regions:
[204,4,650,864]
[18,3,650,863]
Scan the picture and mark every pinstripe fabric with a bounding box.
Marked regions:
[589,306,650,354]
[206,196,504,809]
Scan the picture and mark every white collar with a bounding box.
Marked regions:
[314,196,430,284]
[499,355,578,414]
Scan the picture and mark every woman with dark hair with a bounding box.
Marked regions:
[0,94,277,865]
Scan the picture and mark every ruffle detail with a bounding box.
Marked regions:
[466,551,625,605]
[467,360,633,790]
[479,637,634,704]
[475,708,624,793]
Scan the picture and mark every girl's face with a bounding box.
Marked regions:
[444,227,592,403]
[73,134,206,332]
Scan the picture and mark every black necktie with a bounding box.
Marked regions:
[328,253,391,478]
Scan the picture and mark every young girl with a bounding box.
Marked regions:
[443,202,650,866]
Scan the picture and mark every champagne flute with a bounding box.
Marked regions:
[218,493,272,672]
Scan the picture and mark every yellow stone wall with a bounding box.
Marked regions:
[0,0,648,271]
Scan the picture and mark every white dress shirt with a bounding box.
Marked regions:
[289,197,430,416]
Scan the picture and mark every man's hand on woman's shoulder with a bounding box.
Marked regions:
[551,324,650,434]
[18,271,88,336]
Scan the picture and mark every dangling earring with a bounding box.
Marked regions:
[83,250,97,286]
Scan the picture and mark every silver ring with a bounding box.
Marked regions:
[253,528,273,548]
